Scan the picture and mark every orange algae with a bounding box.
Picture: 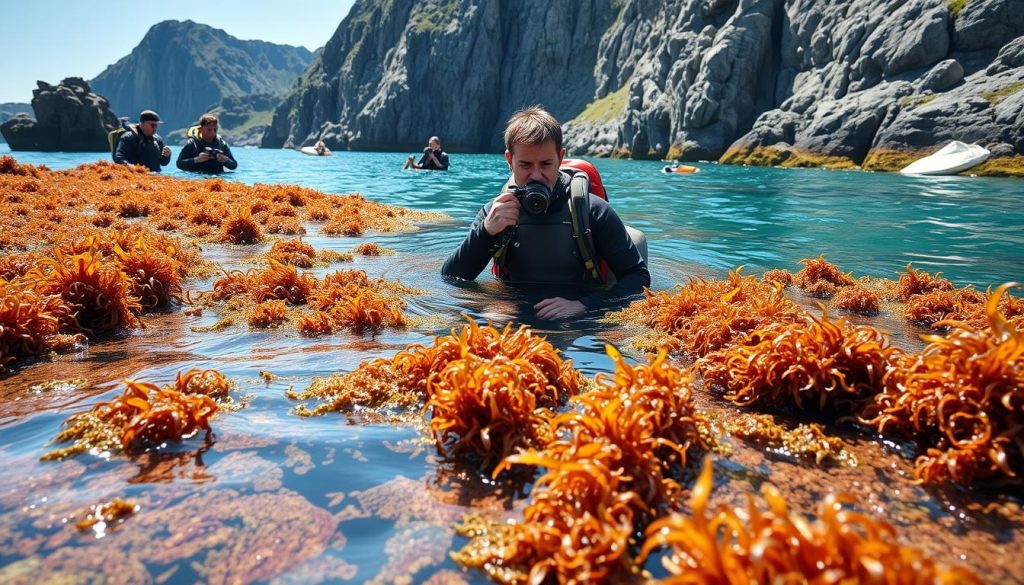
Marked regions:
[219,209,263,244]
[761,268,792,286]
[75,499,138,532]
[794,254,856,297]
[726,413,857,466]
[892,263,954,299]
[112,236,184,309]
[454,346,711,584]
[28,248,142,334]
[831,284,880,314]
[246,299,288,328]
[607,268,805,358]
[0,278,72,371]
[638,459,981,584]
[290,320,579,423]
[700,307,898,413]
[863,284,1024,485]
[352,242,395,256]
[267,238,317,267]
[42,368,230,459]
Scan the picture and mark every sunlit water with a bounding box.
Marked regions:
[1,144,1022,583]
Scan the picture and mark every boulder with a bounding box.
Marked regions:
[0,78,120,151]
[987,36,1024,75]
[918,59,964,92]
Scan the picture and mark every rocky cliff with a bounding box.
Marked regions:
[0,79,119,151]
[262,0,617,150]
[91,20,313,132]
[267,0,1024,174]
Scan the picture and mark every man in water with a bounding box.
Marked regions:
[176,114,238,174]
[406,136,449,170]
[441,107,649,320]
[114,110,171,172]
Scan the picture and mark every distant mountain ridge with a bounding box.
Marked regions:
[91,20,313,132]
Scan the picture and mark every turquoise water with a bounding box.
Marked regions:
[5,143,1022,288]
[1,144,1023,583]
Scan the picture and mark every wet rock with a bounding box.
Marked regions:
[0,78,119,152]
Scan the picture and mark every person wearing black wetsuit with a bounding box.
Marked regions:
[114,110,171,172]
[442,107,649,320]
[176,113,238,174]
[406,136,449,170]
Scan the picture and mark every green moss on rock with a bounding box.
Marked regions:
[574,84,630,125]
[981,80,1024,105]
[965,156,1024,177]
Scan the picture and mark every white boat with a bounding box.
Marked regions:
[899,141,989,175]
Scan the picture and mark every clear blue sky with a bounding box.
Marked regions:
[0,1,356,103]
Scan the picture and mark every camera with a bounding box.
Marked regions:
[204,147,223,157]
[512,181,552,215]
[423,147,433,154]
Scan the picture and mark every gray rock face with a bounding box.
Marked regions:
[263,0,616,151]
[265,0,1024,165]
[955,0,1024,52]
[0,78,119,151]
[91,20,312,132]
[0,102,31,144]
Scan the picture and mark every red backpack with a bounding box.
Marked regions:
[491,158,610,283]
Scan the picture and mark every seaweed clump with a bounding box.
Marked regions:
[42,368,231,460]
[290,320,581,441]
[607,268,804,358]
[726,413,857,466]
[700,307,898,414]
[638,459,981,584]
[453,346,711,584]
[863,283,1024,485]
[0,278,73,371]
[794,254,856,297]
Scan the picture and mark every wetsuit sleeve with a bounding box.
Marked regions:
[437,152,450,170]
[158,138,171,167]
[578,197,651,310]
[441,203,501,280]
[417,152,430,168]
[176,140,199,171]
[221,142,238,170]
[114,132,137,165]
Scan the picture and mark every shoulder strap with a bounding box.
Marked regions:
[567,172,603,283]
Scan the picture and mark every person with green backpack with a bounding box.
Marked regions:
[111,110,171,172]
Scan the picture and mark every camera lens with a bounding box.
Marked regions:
[517,182,551,215]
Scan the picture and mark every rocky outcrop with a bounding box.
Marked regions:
[0,78,119,151]
[165,94,280,147]
[716,0,1024,173]
[262,0,617,150]
[263,0,1024,173]
[91,20,312,132]
[0,103,31,143]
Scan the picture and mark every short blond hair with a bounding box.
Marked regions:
[504,106,562,154]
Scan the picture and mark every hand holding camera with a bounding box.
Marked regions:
[484,191,521,236]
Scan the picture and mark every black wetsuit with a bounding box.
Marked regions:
[441,171,649,310]
[114,126,170,172]
[176,136,238,174]
[417,149,449,170]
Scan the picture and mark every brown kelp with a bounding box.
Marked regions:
[831,284,880,315]
[863,283,1024,485]
[454,346,711,584]
[0,278,73,371]
[638,459,981,584]
[700,306,899,413]
[42,368,230,460]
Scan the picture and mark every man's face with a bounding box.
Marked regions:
[505,141,564,190]
[200,121,218,142]
[428,138,440,150]
[140,121,158,137]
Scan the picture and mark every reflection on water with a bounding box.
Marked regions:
[1,145,1022,583]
